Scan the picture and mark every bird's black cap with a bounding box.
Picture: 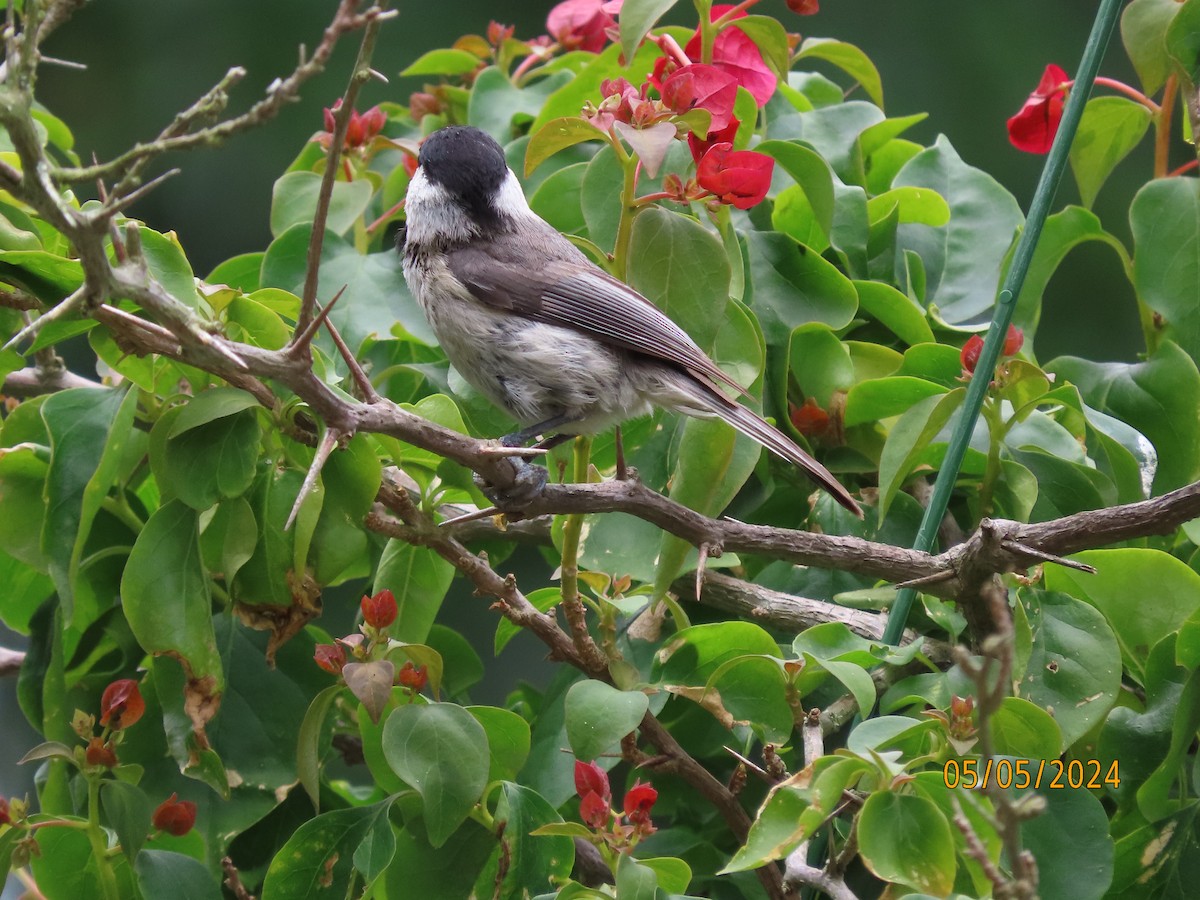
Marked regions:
[418,126,508,224]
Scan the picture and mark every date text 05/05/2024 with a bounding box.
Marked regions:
[942,758,1120,791]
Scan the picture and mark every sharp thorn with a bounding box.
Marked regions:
[285,429,341,531]
[440,506,503,528]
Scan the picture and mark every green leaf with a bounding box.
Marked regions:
[615,854,660,900]
[261,798,396,899]
[1166,0,1200,85]
[402,48,485,77]
[990,697,1064,758]
[468,707,531,783]
[731,16,790,77]
[580,144,624,253]
[796,38,884,107]
[101,780,153,861]
[373,540,454,644]
[1122,0,1183,94]
[707,656,793,743]
[385,819,495,900]
[139,227,201,309]
[628,206,731,353]
[1069,96,1152,209]
[766,101,883,184]
[1131,178,1200,365]
[270,171,373,238]
[475,782,574,897]
[638,856,691,893]
[1053,343,1200,493]
[758,140,835,237]
[789,324,853,406]
[619,0,681,63]
[655,621,781,685]
[894,136,1023,325]
[565,679,649,761]
[1109,806,1200,896]
[1046,548,1200,684]
[297,683,342,810]
[857,792,955,896]
[1139,666,1200,821]
[0,249,83,304]
[854,281,935,347]
[382,703,489,847]
[121,500,223,699]
[845,376,945,426]
[466,66,574,141]
[877,388,965,518]
[160,407,260,511]
[40,386,137,620]
[31,825,138,899]
[1020,590,1121,749]
[524,117,605,176]
[530,162,589,236]
[745,231,858,351]
[1015,778,1114,900]
[168,387,258,436]
[231,467,311,607]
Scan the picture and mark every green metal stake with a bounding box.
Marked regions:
[880,0,1125,647]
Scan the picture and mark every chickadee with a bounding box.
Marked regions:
[401,125,861,517]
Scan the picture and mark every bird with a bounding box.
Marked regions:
[400,125,861,517]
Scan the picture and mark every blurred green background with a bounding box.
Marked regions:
[1,3,1172,895]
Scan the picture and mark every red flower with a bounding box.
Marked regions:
[0,797,9,826]
[313,643,346,675]
[319,102,387,152]
[1007,64,1068,154]
[790,398,830,438]
[547,0,622,53]
[787,0,820,12]
[661,64,739,133]
[696,142,774,209]
[623,780,658,825]
[574,759,611,801]
[579,789,610,828]
[409,92,443,122]
[86,738,118,769]
[487,20,515,48]
[99,679,145,731]
[1003,324,1025,356]
[396,662,428,692]
[960,335,984,374]
[152,794,197,837]
[361,589,398,630]
[684,6,777,107]
[688,115,740,164]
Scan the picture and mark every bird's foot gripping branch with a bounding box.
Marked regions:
[1,1,1200,899]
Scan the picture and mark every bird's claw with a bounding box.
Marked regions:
[474,457,547,512]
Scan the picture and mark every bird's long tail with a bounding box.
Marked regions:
[666,372,863,518]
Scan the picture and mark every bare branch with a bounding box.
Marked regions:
[51,1,394,186]
[2,364,101,398]
[295,2,391,338]
[0,645,26,677]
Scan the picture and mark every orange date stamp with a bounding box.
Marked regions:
[942,758,1120,791]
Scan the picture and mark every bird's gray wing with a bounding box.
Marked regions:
[445,238,748,398]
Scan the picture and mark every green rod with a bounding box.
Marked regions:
[881,0,1125,646]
